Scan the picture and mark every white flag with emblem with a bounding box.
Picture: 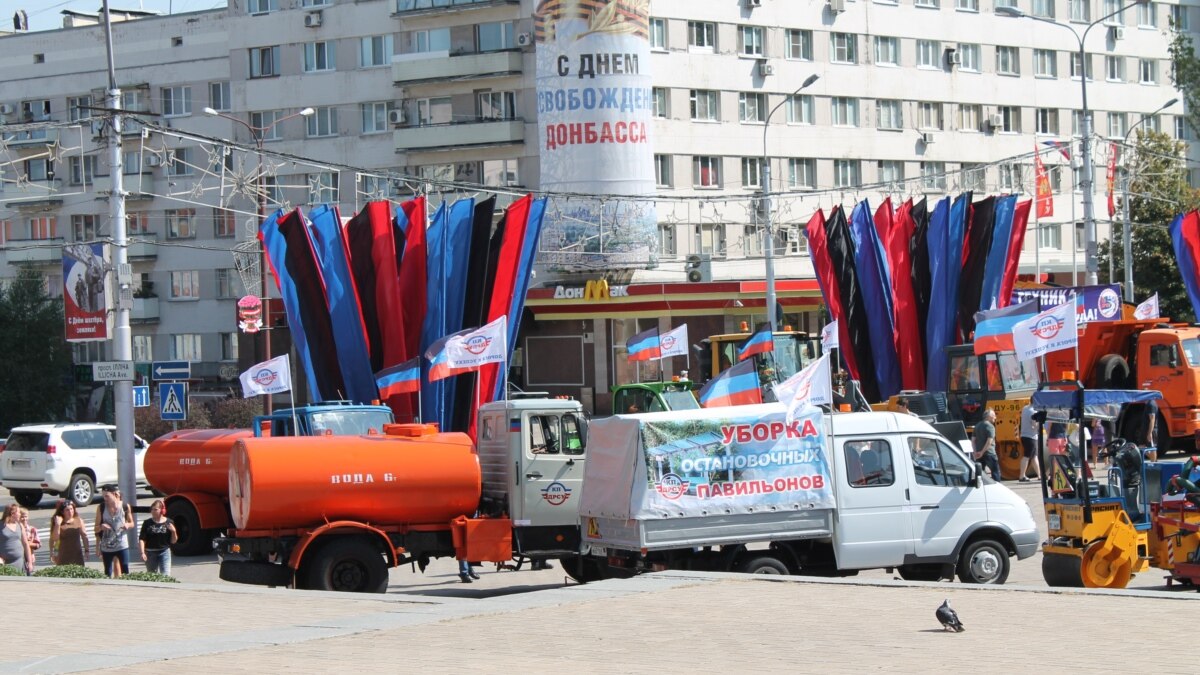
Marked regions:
[1012,302,1078,361]
[820,320,839,351]
[446,316,507,369]
[776,353,832,424]
[239,354,292,397]
[1133,293,1159,320]
[658,324,689,359]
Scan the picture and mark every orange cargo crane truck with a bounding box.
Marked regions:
[1042,319,1200,452]
[145,401,395,556]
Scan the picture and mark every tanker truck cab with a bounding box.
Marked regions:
[477,396,589,559]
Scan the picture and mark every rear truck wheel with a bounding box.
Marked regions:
[1094,354,1131,390]
[1041,551,1085,587]
[897,564,945,582]
[219,560,293,587]
[1080,539,1134,589]
[12,491,42,508]
[168,500,212,557]
[299,537,389,593]
[560,555,609,583]
[67,473,94,508]
[957,539,1010,584]
[736,555,790,575]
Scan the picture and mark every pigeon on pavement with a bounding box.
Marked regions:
[936,599,964,632]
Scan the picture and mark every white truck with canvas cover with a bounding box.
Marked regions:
[578,404,1039,583]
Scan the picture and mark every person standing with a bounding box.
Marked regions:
[1018,403,1042,482]
[973,408,1002,481]
[95,485,134,578]
[1090,418,1108,467]
[50,500,90,566]
[18,507,40,571]
[138,499,178,575]
[0,504,33,575]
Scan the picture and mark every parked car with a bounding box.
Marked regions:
[0,423,148,508]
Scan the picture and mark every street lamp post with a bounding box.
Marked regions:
[761,73,819,333]
[997,1,1148,287]
[203,106,313,413]
[1119,98,1177,301]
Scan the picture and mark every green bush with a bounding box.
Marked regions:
[33,565,106,579]
[0,564,24,576]
[121,571,179,583]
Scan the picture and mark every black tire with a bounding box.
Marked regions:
[1094,354,1131,389]
[897,564,945,582]
[168,500,211,557]
[220,560,293,587]
[67,474,94,508]
[12,491,42,508]
[1155,411,1173,456]
[1042,552,1084,587]
[560,555,608,583]
[299,537,389,593]
[736,555,790,575]
[957,539,1010,585]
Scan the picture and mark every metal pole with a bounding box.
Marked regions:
[1078,38,1098,287]
[256,133,272,414]
[101,0,137,545]
[1121,167,1133,301]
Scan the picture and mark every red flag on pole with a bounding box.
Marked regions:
[1106,142,1119,218]
[1034,150,1053,218]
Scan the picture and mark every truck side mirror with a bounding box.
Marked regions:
[577,416,588,448]
[973,462,984,488]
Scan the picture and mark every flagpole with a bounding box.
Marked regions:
[502,318,509,402]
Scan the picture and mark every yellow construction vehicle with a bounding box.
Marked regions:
[696,323,822,384]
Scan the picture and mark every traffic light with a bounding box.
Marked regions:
[685,254,712,283]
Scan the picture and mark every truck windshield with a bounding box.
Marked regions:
[1183,338,1200,367]
[308,410,394,435]
[660,391,700,410]
[995,352,1039,392]
[949,354,981,391]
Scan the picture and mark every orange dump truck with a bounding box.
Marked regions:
[145,402,394,555]
[218,396,589,592]
[1043,319,1200,451]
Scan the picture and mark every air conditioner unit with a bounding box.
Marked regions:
[921,132,935,145]
[304,11,322,28]
[758,61,775,76]
[1109,25,1124,41]
[829,0,846,12]
[516,32,533,48]
[146,155,162,167]
[945,48,960,66]
[387,108,407,125]
[745,0,763,7]
[0,103,11,115]
[988,113,1004,128]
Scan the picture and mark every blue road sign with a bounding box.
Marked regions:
[152,360,191,381]
[132,386,150,408]
[159,382,187,421]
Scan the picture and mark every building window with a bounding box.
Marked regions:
[996,46,1020,75]
[71,214,98,241]
[652,88,668,118]
[739,93,766,123]
[999,163,1024,191]
[24,216,57,240]
[133,335,153,363]
[170,271,200,300]
[1139,59,1158,84]
[67,95,92,122]
[657,223,676,257]
[1039,223,1062,249]
[688,21,716,50]
[916,0,939,7]
[1176,116,1188,140]
[1108,112,1127,138]
[208,81,230,111]
[249,46,280,78]
[308,172,339,203]
[694,156,721,187]
[921,161,947,191]
[416,97,452,125]
[477,91,516,120]
[786,29,813,60]
[789,158,816,188]
[303,41,336,72]
[874,36,899,66]
[1035,108,1060,134]
[1106,56,1125,81]
[1104,0,1126,25]
[1034,49,1057,78]
[1071,53,1094,80]
[477,21,515,51]
[127,212,150,234]
[1033,0,1055,18]
[700,223,726,256]
[786,94,814,124]
[172,334,202,361]
[690,90,719,121]
[481,158,519,186]
[214,208,237,238]
[1137,2,1157,27]
[834,159,861,188]
[414,28,451,52]
[918,102,943,130]
[1070,0,1091,22]
[739,25,764,57]
[69,156,97,185]
[832,97,859,127]
[650,18,667,50]
[123,151,141,175]
[831,33,858,64]
[998,105,1020,132]
[222,333,239,361]
[956,0,979,9]
[958,43,981,71]
[166,209,195,239]
[23,158,54,181]
[360,35,394,67]
[1171,4,1189,30]
[362,101,395,134]
[654,154,673,188]
[741,157,763,188]
[250,111,283,140]
[160,85,192,117]
[917,40,941,69]
[249,0,278,13]
[876,99,903,130]
[878,160,905,189]
[216,268,241,299]
[961,163,986,192]
[167,147,193,176]
[306,107,338,137]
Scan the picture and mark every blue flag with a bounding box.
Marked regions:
[924,197,952,392]
[849,200,901,400]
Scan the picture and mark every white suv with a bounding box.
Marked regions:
[1,424,148,508]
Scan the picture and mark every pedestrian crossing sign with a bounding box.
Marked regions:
[159,382,187,421]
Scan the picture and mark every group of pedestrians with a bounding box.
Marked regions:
[1,484,178,578]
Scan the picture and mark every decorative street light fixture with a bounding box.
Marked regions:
[203,106,313,413]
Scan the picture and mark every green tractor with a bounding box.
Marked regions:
[611,380,701,415]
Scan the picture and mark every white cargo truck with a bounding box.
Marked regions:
[578,404,1039,584]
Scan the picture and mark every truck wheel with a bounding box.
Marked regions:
[897,564,945,582]
[219,560,292,587]
[67,474,95,508]
[1094,354,1131,389]
[168,501,212,557]
[956,539,1009,584]
[12,491,42,508]
[1155,411,1172,455]
[300,538,389,593]
[560,555,608,583]
[737,555,789,575]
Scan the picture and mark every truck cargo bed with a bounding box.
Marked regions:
[585,508,834,551]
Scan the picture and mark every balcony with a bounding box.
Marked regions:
[2,127,58,150]
[395,119,524,151]
[93,173,155,198]
[4,237,64,265]
[4,179,64,210]
[126,234,158,259]
[394,0,519,16]
[130,297,159,324]
[393,50,522,85]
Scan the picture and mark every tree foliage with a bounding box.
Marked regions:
[1098,130,1200,322]
[0,270,74,432]
[1169,29,1200,139]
